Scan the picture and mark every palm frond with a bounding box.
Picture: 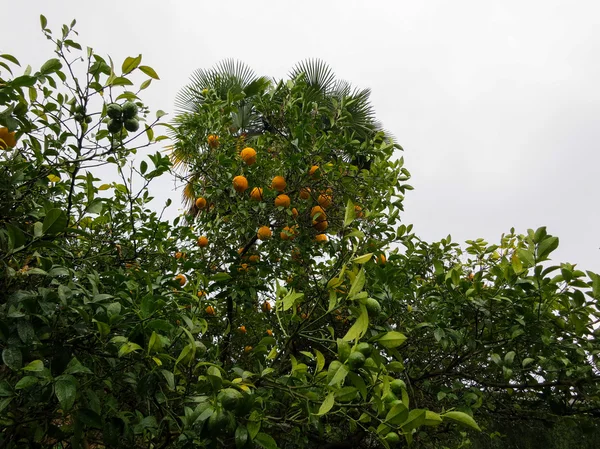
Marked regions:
[175,59,261,114]
[289,59,336,94]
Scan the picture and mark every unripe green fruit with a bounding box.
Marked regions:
[385,432,401,444]
[365,298,382,316]
[124,118,140,132]
[107,119,123,134]
[106,103,122,119]
[356,342,373,357]
[390,379,406,395]
[122,101,138,119]
[218,388,243,411]
[85,115,93,124]
[74,113,85,122]
[347,351,365,370]
[207,409,229,432]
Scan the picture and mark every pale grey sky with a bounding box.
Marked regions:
[3,0,600,271]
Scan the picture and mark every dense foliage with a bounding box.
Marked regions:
[1,17,599,449]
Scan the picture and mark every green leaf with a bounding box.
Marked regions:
[122,55,142,74]
[442,411,481,431]
[110,76,133,86]
[43,208,67,234]
[140,79,152,90]
[352,253,373,264]
[376,331,407,349]
[537,236,559,260]
[344,199,355,226]
[23,360,44,372]
[347,268,365,299]
[10,75,37,87]
[118,342,142,357]
[2,348,22,371]
[55,375,77,411]
[63,357,92,375]
[139,65,160,80]
[385,402,409,425]
[6,223,25,251]
[504,351,516,366]
[212,272,232,282]
[522,358,535,368]
[161,370,175,390]
[328,363,349,386]
[33,222,43,238]
[343,305,369,342]
[0,397,13,414]
[235,425,249,449]
[315,349,325,373]
[40,58,62,75]
[348,371,368,400]
[316,392,335,416]
[247,420,261,440]
[0,54,20,66]
[15,376,39,390]
[401,409,427,431]
[255,432,278,449]
[424,411,443,426]
[40,14,47,30]
[337,338,351,362]
[281,289,304,311]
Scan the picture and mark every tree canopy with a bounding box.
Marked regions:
[0,17,599,449]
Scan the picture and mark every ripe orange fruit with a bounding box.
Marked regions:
[314,234,328,243]
[271,176,286,192]
[309,165,319,178]
[244,345,253,353]
[354,205,364,218]
[233,176,249,193]
[257,226,272,240]
[274,194,291,208]
[238,263,249,272]
[198,290,206,297]
[175,252,183,259]
[291,208,299,219]
[197,236,209,248]
[266,329,273,336]
[0,127,16,149]
[313,220,329,232]
[206,305,215,315]
[175,274,187,286]
[195,197,207,209]
[238,325,247,334]
[377,253,387,265]
[250,187,263,201]
[261,302,272,313]
[249,254,260,263]
[299,187,311,200]
[207,134,219,148]
[240,147,257,165]
[318,194,332,209]
[310,206,327,222]
[301,313,308,320]
[280,226,297,240]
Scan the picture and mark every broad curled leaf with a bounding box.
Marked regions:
[442,411,481,431]
[376,331,407,349]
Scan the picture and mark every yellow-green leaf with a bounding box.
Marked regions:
[352,253,373,264]
[316,392,335,416]
[122,55,142,74]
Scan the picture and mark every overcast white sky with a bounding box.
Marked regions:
[3,0,600,271]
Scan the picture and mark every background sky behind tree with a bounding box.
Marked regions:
[3,0,599,271]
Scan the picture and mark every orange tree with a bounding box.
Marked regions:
[167,60,483,448]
